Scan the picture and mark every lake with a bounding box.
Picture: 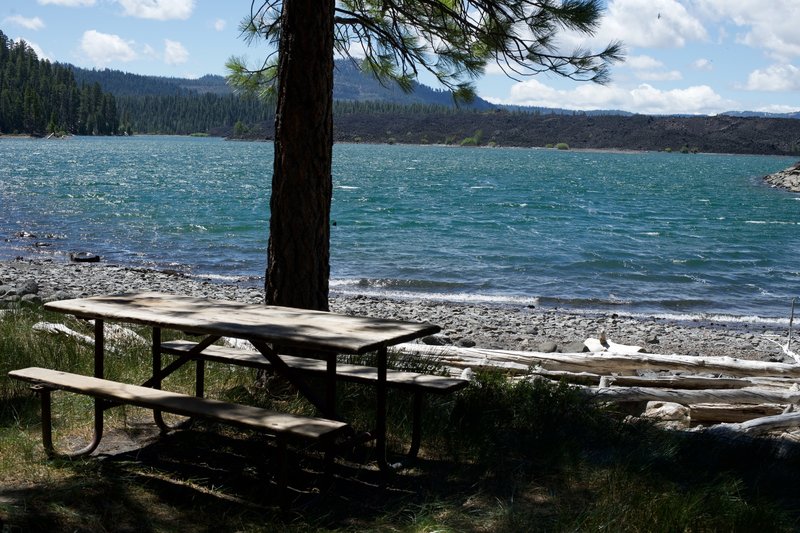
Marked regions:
[1,135,798,321]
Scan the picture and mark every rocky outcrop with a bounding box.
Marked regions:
[764,161,800,192]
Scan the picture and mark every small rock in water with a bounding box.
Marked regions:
[70,252,100,263]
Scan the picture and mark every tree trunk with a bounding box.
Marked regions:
[267,0,335,311]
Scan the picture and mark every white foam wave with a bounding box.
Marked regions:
[629,311,790,326]
[330,281,537,307]
[187,272,254,283]
[744,220,797,225]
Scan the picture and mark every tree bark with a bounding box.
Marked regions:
[267,0,335,311]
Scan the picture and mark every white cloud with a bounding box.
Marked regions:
[755,103,800,114]
[118,0,195,21]
[3,15,45,30]
[698,0,800,60]
[597,0,708,48]
[487,78,734,115]
[80,30,137,66]
[624,55,681,82]
[637,70,682,82]
[626,55,664,70]
[692,58,713,71]
[37,0,95,5]
[142,44,157,58]
[164,39,188,65]
[744,64,800,92]
[214,18,226,32]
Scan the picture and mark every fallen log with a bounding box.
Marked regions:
[704,411,800,437]
[517,370,754,389]
[32,322,94,346]
[689,403,785,424]
[590,386,800,405]
[397,343,800,378]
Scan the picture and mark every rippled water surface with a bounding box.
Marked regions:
[1,136,798,319]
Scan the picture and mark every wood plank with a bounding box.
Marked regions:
[44,292,440,354]
[161,340,468,393]
[9,367,349,441]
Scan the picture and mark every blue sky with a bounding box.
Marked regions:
[2,0,799,115]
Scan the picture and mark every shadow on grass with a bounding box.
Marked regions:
[4,372,800,532]
[3,419,800,532]
[1,423,548,532]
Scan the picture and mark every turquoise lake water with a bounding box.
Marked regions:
[1,135,798,320]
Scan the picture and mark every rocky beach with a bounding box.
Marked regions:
[764,161,800,192]
[0,258,793,363]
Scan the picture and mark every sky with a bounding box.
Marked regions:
[2,0,800,115]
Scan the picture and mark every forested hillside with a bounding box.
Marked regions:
[116,93,273,135]
[0,31,119,136]
[72,68,230,96]
[4,33,799,155]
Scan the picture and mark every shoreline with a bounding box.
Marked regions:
[764,160,800,192]
[0,258,792,363]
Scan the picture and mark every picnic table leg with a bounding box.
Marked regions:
[376,346,389,473]
[408,391,423,459]
[151,327,169,432]
[326,352,336,419]
[33,320,106,458]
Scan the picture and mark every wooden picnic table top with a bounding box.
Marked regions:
[43,292,440,354]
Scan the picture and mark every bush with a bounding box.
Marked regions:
[460,129,483,146]
[556,142,570,150]
[445,371,599,468]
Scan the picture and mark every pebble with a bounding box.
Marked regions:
[0,259,792,362]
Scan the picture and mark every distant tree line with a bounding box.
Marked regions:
[116,93,275,135]
[0,30,119,136]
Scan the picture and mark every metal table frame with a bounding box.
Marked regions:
[43,292,440,471]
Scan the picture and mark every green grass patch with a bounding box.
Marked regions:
[1,305,799,531]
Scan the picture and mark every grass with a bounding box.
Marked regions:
[1,304,800,531]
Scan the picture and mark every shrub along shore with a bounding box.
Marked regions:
[0,258,790,362]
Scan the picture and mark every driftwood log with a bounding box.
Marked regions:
[397,342,800,433]
[589,386,800,405]
[396,343,800,378]
[688,403,785,424]
[705,411,800,437]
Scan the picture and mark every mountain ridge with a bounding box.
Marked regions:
[69,60,800,120]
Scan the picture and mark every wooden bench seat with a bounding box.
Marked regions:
[9,366,350,508]
[161,340,468,393]
[160,340,469,457]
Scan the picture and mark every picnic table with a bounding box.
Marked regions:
[29,292,447,472]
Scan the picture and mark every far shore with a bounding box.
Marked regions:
[5,132,797,159]
[0,258,792,363]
